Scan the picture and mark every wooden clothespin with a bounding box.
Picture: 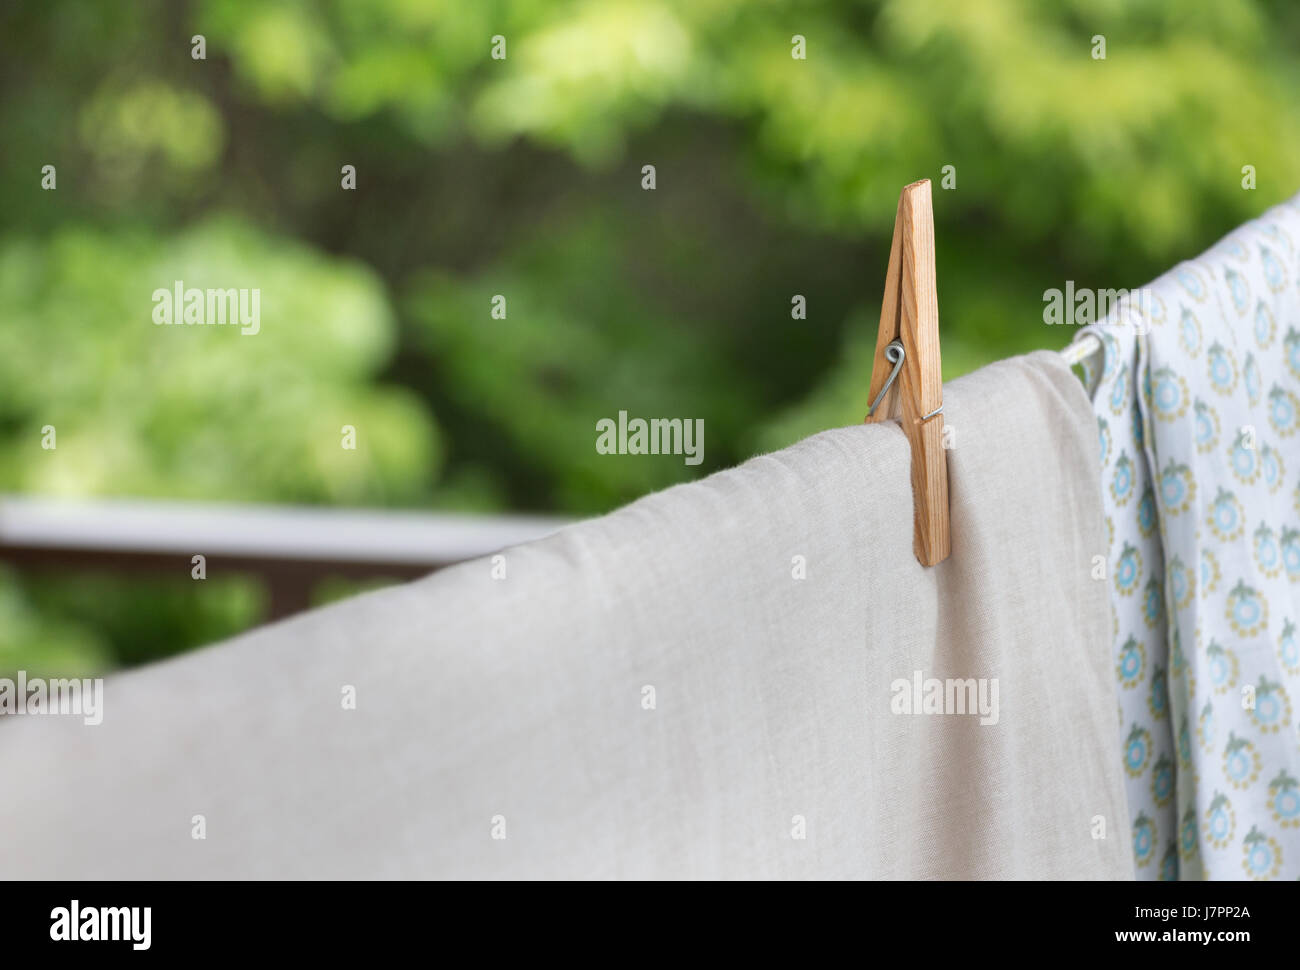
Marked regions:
[864,179,950,566]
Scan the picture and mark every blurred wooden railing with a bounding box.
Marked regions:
[0,494,571,619]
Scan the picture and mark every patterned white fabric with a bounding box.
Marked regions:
[1080,191,1300,879]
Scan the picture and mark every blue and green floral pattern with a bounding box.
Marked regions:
[1078,193,1300,880]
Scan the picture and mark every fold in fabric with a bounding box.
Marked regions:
[1079,191,1300,880]
[0,351,1131,879]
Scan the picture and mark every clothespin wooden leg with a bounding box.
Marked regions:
[864,179,950,566]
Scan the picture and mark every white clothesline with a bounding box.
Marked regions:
[0,493,570,569]
[1060,331,1102,367]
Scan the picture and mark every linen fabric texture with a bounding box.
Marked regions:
[1079,191,1300,879]
[0,352,1130,879]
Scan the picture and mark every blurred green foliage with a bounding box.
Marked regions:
[1,0,1298,673]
